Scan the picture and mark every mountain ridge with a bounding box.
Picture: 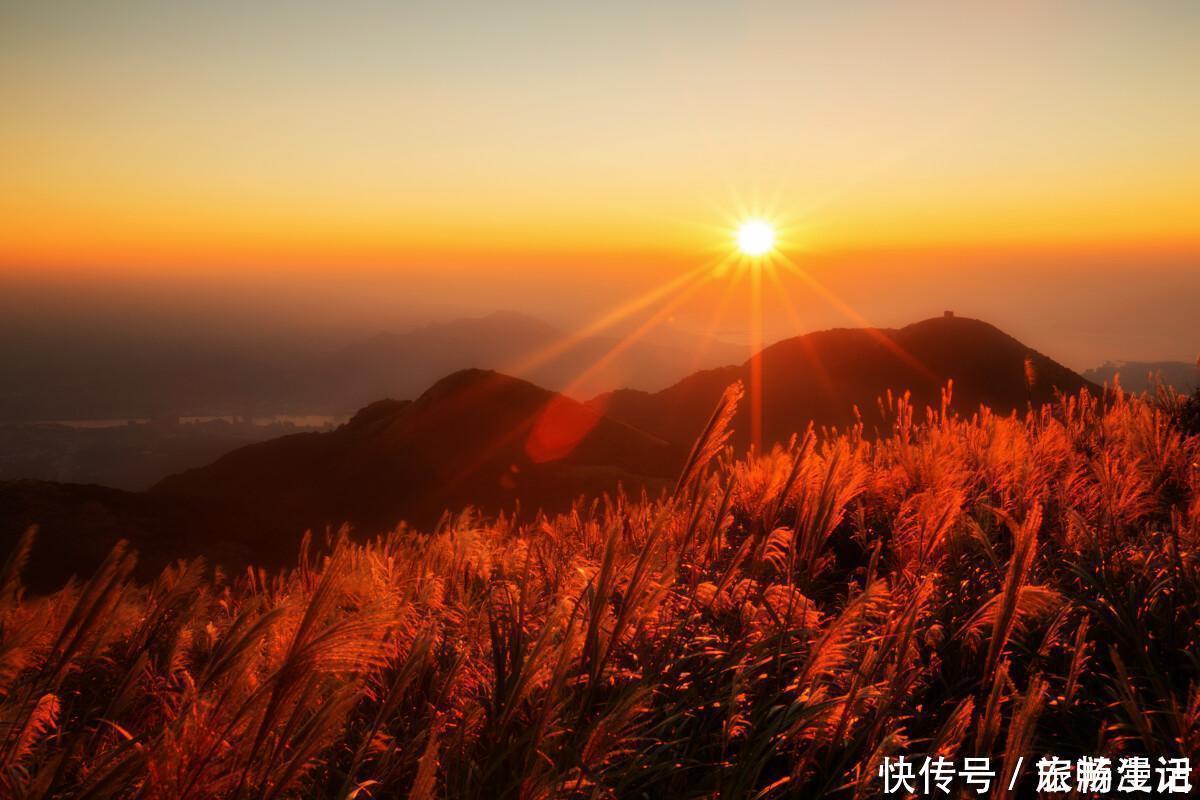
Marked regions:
[1,315,1099,588]
[150,369,684,555]
[593,315,1098,448]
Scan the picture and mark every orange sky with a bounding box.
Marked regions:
[2,1,1199,277]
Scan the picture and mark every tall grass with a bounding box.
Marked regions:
[0,385,1197,798]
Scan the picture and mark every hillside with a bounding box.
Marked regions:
[0,480,218,591]
[594,315,1098,447]
[151,369,684,554]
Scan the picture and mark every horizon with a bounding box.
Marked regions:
[2,1,1199,371]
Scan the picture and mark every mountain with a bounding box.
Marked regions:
[2,316,1098,588]
[151,369,684,556]
[1082,360,1200,395]
[0,480,220,592]
[2,370,684,587]
[0,311,740,491]
[592,315,1098,448]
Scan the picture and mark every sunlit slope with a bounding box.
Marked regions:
[595,316,1098,448]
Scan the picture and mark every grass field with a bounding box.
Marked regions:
[1,383,1197,798]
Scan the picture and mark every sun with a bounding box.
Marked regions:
[735,219,775,257]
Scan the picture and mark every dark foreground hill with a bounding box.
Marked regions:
[0,480,221,591]
[594,315,1097,448]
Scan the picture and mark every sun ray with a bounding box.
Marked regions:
[773,252,938,382]
[748,247,764,451]
[559,274,712,400]
[501,260,715,380]
[763,265,841,408]
[438,266,713,490]
[688,261,745,373]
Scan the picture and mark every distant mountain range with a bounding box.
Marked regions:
[1082,360,1199,395]
[1,315,1101,588]
[0,311,745,423]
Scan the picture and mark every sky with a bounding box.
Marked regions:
[1,1,1198,367]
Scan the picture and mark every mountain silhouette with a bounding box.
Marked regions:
[0,479,220,591]
[150,369,683,556]
[1,370,684,588]
[1,315,1098,588]
[593,315,1097,448]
